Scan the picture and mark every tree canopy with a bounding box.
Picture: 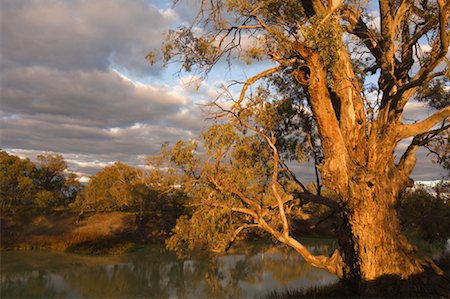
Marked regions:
[0,151,80,210]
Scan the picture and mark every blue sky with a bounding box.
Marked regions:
[0,0,447,181]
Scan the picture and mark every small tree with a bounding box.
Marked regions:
[153,0,450,284]
[34,153,69,207]
[75,162,140,213]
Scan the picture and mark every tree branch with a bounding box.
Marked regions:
[257,216,344,277]
[231,66,285,110]
[341,6,382,62]
[393,0,410,32]
[292,43,349,189]
[393,0,449,111]
[207,176,261,212]
[398,106,450,139]
[189,201,258,218]
[224,223,259,251]
[268,134,290,235]
[294,192,340,211]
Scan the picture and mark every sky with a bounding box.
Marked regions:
[0,0,447,182]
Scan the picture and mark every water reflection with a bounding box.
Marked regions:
[1,240,338,298]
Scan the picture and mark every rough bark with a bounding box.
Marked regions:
[345,182,428,281]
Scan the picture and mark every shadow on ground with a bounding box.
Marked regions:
[265,253,450,298]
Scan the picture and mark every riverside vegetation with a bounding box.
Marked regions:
[1,150,449,256]
[0,151,186,254]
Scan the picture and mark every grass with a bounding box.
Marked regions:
[1,211,149,255]
[265,282,354,298]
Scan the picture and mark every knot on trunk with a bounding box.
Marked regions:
[293,65,311,85]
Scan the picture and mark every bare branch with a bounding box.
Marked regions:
[214,23,263,60]
[231,66,285,110]
[397,143,419,176]
[393,0,449,109]
[295,192,340,211]
[268,134,290,235]
[257,216,344,276]
[341,6,381,61]
[398,106,450,139]
[279,160,309,192]
[397,122,449,175]
[393,0,410,32]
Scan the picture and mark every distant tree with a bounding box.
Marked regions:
[75,160,186,233]
[75,162,140,213]
[154,0,450,284]
[399,182,450,245]
[34,153,78,208]
[0,151,81,211]
[137,155,187,229]
[0,151,37,209]
[63,173,83,204]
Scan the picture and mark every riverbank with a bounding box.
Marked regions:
[0,210,165,254]
[0,207,339,255]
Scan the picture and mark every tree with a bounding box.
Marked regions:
[0,151,37,209]
[399,182,450,245]
[0,152,80,210]
[75,162,141,213]
[34,153,70,208]
[75,161,186,231]
[153,0,450,284]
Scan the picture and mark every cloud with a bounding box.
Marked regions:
[402,100,436,124]
[1,0,174,76]
[1,66,196,125]
[0,67,205,158]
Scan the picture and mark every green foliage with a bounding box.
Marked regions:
[0,151,37,208]
[34,153,72,207]
[166,207,236,258]
[416,77,449,110]
[153,1,450,276]
[0,151,79,211]
[163,112,322,257]
[163,140,199,173]
[75,162,141,212]
[75,160,187,234]
[303,15,342,70]
[35,190,57,208]
[162,27,217,72]
[399,184,450,245]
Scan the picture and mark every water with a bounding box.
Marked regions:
[1,239,338,298]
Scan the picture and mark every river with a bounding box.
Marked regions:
[1,238,338,298]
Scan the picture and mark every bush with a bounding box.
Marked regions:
[399,185,450,245]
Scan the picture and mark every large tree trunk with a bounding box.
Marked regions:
[341,180,441,282]
[347,189,422,280]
